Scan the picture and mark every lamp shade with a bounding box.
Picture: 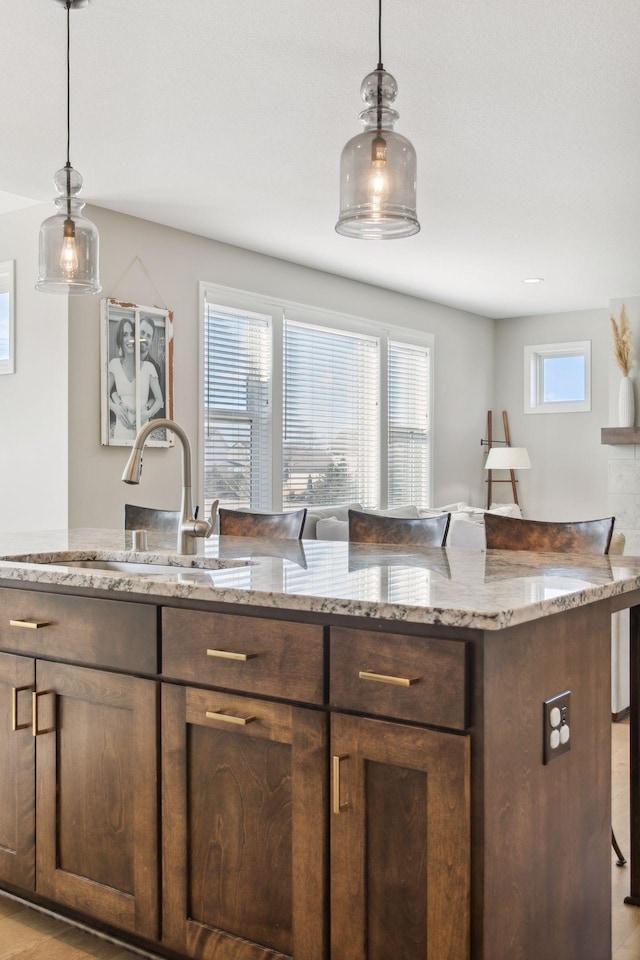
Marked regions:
[485,447,531,471]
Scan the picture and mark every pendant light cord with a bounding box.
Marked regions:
[64,0,72,221]
[66,0,71,167]
[376,0,383,128]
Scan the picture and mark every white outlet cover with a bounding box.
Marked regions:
[560,724,570,744]
[550,729,560,749]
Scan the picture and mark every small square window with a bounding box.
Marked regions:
[524,341,591,414]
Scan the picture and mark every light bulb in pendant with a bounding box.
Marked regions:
[60,219,78,274]
[369,135,389,214]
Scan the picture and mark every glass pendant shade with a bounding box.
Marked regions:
[36,164,101,295]
[336,69,420,239]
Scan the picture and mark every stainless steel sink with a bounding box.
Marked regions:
[60,559,215,576]
[6,554,252,578]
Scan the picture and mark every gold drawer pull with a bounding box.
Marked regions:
[333,754,349,814]
[32,690,54,737]
[10,619,51,630]
[206,648,257,661]
[205,709,256,726]
[359,670,420,687]
[12,686,33,731]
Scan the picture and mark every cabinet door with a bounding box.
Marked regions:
[162,683,327,960]
[0,652,35,890]
[34,661,158,940]
[331,713,470,960]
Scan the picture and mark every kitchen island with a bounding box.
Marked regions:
[0,528,639,960]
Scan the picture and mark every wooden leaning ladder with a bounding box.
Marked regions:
[485,410,519,508]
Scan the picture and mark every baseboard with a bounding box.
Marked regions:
[612,707,630,722]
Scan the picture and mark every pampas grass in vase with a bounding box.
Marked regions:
[612,304,636,427]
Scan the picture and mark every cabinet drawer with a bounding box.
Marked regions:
[330,627,468,730]
[162,608,325,704]
[0,588,158,673]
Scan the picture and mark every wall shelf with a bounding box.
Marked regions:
[601,427,640,445]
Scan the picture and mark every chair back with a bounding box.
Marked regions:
[348,509,451,547]
[218,507,307,540]
[484,514,615,555]
[124,503,181,534]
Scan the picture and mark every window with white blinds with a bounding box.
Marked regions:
[283,319,380,509]
[202,301,272,512]
[388,340,431,507]
[200,284,433,513]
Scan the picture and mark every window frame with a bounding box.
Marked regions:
[199,282,434,512]
[524,340,591,414]
[0,260,15,376]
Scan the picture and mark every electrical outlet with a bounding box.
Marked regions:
[543,690,571,764]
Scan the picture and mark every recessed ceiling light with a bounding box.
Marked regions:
[522,277,544,284]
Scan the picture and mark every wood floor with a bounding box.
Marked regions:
[0,719,638,960]
[613,718,640,959]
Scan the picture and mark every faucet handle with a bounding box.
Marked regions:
[205,499,219,538]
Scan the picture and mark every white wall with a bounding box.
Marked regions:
[0,205,68,532]
[606,296,640,554]
[493,308,610,521]
[67,206,495,528]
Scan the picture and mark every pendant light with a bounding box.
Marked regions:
[336,0,420,239]
[36,0,101,295]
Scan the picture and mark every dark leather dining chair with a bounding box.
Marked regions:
[484,512,624,864]
[483,514,615,555]
[218,507,307,540]
[348,509,451,547]
[124,503,181,533]
[125,500,219,535]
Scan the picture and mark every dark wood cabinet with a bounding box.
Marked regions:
[161,682,327,960]
[330,712,470,960]
[0,587,158,673]
[0,588,159,940]
[0,582,611,960]
[35,660,159,940]
[0,651,35,891]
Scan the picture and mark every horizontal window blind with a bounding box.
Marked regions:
[388,340,430,507]
[283,319,380,509]
[203,302,272,512]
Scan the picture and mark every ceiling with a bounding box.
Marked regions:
[3,0,640,319]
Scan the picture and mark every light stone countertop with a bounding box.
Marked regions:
[1,528,640,631]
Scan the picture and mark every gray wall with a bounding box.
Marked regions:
[493,308,610,521]
[67,206,495,528]
[0,205,68,532]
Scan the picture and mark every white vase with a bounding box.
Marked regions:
[618,376,635,427]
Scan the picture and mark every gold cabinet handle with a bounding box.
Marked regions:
[358,670,420,687]
[11,686,33,731]
[205,709,256,726]
[206,648,258,661]
[333,754,349,814]
[32,690,54,737]
[10,619,51,630]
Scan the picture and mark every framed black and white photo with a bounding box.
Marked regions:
[100,298,174,447]
[0,260,15,375]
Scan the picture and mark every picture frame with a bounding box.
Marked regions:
[0,260,15,375]
[100,298,174,447]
